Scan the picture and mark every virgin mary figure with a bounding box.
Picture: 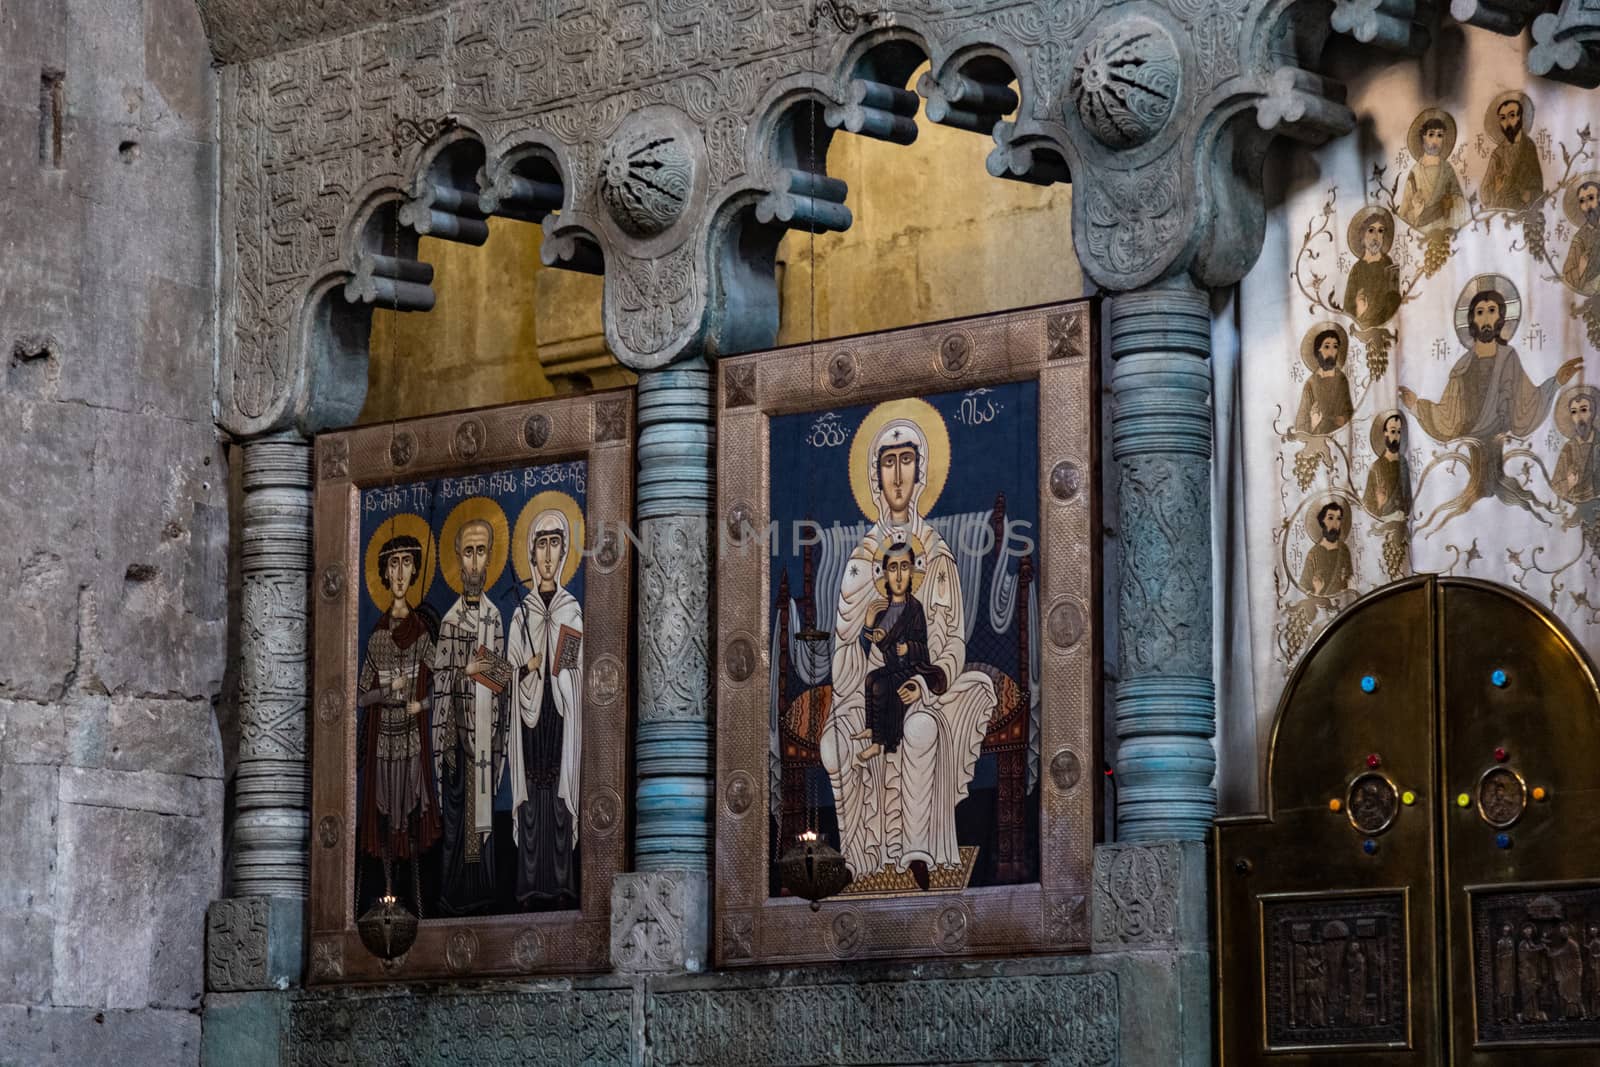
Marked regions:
[506,506,584,907]
[819,405,997,883]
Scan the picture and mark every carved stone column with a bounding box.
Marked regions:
[1109,285,1217,843]
[207,431,310,991]
[611,359,713,973]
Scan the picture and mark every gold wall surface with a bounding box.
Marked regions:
[361,102,1081,424]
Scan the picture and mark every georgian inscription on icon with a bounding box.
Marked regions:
[310,394,633,981]
[1472,884,1600,1045]
[715,302,1098,966]
[1263,893,1408,1050]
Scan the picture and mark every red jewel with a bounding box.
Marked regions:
[1367,753,1381,769]
[1494,747,1508,763]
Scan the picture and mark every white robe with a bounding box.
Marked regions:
[821,513,996,876]
[506,584,584,848]
[430,596,505,838]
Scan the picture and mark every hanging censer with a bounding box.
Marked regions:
[777,830,852,911]
[357,892,419,960]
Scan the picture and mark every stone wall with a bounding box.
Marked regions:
[0,1,224,1064]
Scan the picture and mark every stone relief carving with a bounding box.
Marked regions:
[1117,454,1212,679]
[600,125,695,240]
[1092,843,1181,949]
[638,517,710,721]
[213,0,1360,437]
[238,573,310,760]
[1070,17,1181,149]
[611,871,708,973]
[648,974,1119,1066]
[205,897,269,991]
[285,988,633,1067]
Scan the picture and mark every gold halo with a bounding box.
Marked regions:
[437,496,510,596]
[847,398,952,522]
[1346,205,1395,257]
[363,513,437,610]
[1304,494,1354,542]
[513,490,586,589]
[871,532,927,599]
[1300,322,1349,374]
[1407,107,1458,162]
[1454,273,1522,349]
[1368,409,1407,458]
[1563,172,1600,228]
[1555,384,1600,440]
[1483,90,1534,146]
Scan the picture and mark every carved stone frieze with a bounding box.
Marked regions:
[1530,0,1600,88]
[283,987,633,1067]
[647,973,1119,1066]
[611,870,709,974]
[599,110,698,242]
[213,0,1357,436]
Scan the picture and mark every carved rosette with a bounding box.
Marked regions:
[600,132,694,239]
[1070,17,1181,149]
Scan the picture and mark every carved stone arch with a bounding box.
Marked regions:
[300,271,379,433]
[824,25,933,147]
[477,136,575,226]
[696,74,856,359]
[398,126,493,247]
[920,34,1029,133]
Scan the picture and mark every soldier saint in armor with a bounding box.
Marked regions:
[356,534,440,911]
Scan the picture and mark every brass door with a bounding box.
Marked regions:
[1216,577,1600,1066]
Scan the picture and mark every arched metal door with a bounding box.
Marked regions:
[1215,576,1600,1066]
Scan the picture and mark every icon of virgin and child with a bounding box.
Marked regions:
[353,487,585,919]
[818,400,1003,890]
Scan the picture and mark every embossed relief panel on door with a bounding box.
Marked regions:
[1217,578,1442,1066]
[1439,581,1600,1066]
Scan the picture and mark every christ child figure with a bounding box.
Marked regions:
[853,539,947,766]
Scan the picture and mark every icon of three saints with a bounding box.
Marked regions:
[355,495,584,917]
